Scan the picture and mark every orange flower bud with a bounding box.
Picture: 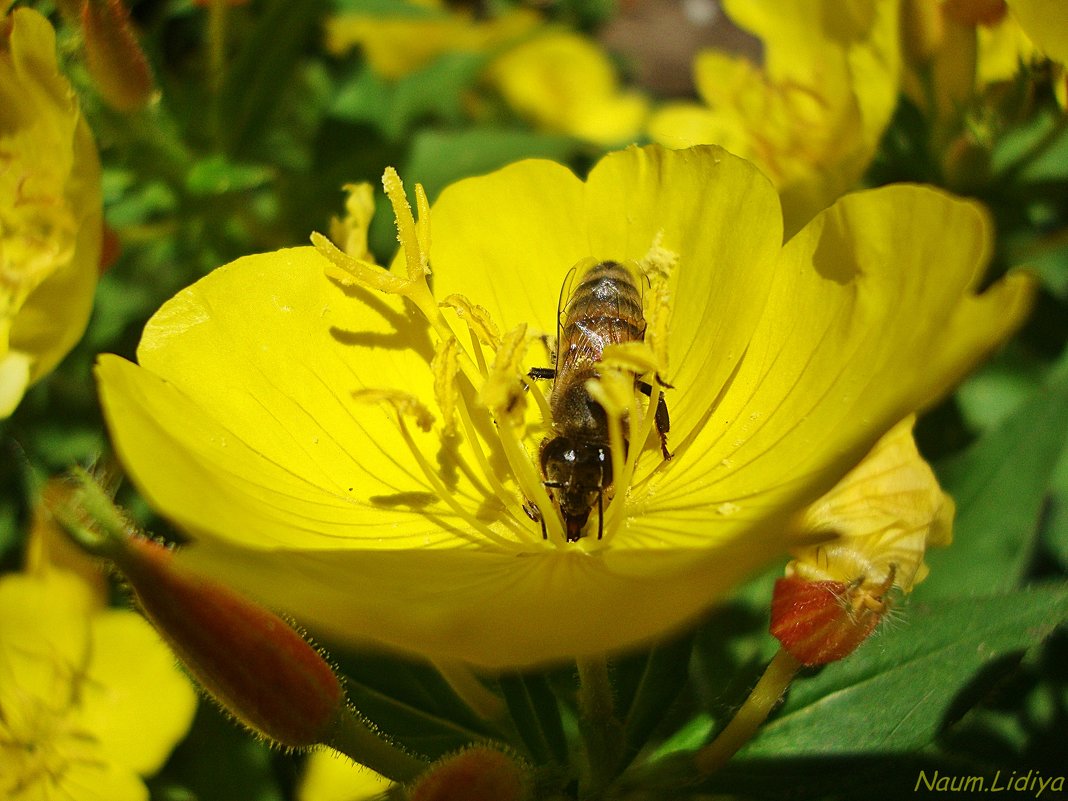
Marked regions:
[409,747,529,801]
[81,0,156,111]
[110,535,346,749]
[770,571,895,666]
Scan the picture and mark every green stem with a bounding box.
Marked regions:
[577,655,622,794]
[694,649,800,775]
[432,659,505,721]
[328,707,429,783]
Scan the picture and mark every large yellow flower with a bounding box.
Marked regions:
[96,145,1031,668]
[649,0,900,236]
[0,8,102,417]
[0,570,197,801]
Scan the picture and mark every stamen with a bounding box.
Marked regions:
[481,325,564,544]
[356,392,520,548]
[382,167,428,283]
[519,374,553,430]
[454,388,541,545]
[432,337,460,437]
[312,232,408,294]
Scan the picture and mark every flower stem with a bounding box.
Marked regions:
[693,648,801,774]
[432,660,505,721]
[577,655,622,793]
[328,706,428,783]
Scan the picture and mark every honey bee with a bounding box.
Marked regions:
[529,260,670,542]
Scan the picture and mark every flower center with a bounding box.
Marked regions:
[313,171,674,548]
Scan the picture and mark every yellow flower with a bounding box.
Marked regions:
[96,145,1031,668]
[649,0,900,236]
[770,415,953,665]
[325,0,538,80]
[0,569,197,801]
[484,30,649,145]
[299,752,392,801]
[0,8,102,417]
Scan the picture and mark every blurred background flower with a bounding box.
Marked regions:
[0,7,101,417]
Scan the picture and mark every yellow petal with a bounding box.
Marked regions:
[77,610,197,775]
[299,751,393,801]
[787,416,954,593]
[1006,0,1068,63]
[633,185,1033,554]
[97,248,503,551]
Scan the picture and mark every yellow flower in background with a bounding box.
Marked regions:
[325,0,538,80]
[299,752,392,801]
[96,145,1031,668]
[0,569,197,801]
[0,8,102,417]
[484,30,649,145]
[325,1,644,145]
[649,0,901,237]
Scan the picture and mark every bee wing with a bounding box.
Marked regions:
[555,265,578,366]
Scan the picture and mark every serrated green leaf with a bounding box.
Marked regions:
[918,364,1068,599]
[742,583,1068,757]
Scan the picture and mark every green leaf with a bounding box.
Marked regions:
[331,53,488,140]
[218,0,326,156]
[498,672,570,767]
[158,705,286,801]
[614,632,694,766]
[184,155,274,197]
[918,363,1068,599]
[335,651,503,760]
[402,127,581,201]
[742,583,1068,757]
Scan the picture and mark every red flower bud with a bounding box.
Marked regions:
[81,0,156,111]
[409,747,529,801]
[769,572,894,666]
[110,535,345,748]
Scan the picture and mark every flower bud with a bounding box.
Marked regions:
[772,417,953,665]
[109,534,345,749]
[409,747,529,801]
[770,572,894,666]
[81,0,156,111]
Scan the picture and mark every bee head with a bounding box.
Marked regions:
[540,437,612,541]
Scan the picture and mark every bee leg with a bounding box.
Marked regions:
[528,367,556,381]
[655,392,672,460]
[637,381,673,460]
[597,488,604,540]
